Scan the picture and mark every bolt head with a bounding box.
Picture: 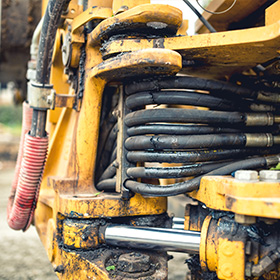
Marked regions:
[235,170,258,181]
[259,170,280,182]
[117,252,150,273]
[245,262,253,277]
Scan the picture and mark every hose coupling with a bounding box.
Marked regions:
[245,113,274,126]
[245,133,274,147]
[28,81,56,110]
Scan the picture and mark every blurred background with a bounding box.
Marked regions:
[0,0,209,279]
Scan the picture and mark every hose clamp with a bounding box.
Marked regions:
[28,82,56,110]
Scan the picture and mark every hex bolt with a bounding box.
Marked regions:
[245,262,253,277]
[235,170,258,181]
[259,170,280,182]
[245,241,252,255]
[117,252,151,273]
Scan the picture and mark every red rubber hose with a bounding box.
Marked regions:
[8,102,33,205]
[7,102,48,231]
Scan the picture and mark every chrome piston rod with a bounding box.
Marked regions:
[104,225,201,254]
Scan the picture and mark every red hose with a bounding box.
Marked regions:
[7,102,48,231]
[10,102,33,196]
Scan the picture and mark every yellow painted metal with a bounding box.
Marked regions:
[88,4,183,46]
[103,19,280,78]
[112,0,150,14]
[70,6,113,67]
[35,4,182,275]
[57,192,167,218]
[199,215,212,271]
[88,0,113,7]
[71,6,113,44]
[177,19,189,35]
[217,239,245,280]
[61,0,83,20]
[63,220,99,249]
[266,0,280,25]
[190,176,280,219]
[47,30,70,136]
[61,250,109,280]
[200,216,246,280]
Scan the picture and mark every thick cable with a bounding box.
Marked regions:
[96,178,116,191]
[36,0,68,84]
[99,160,118,181]
[126,148,275,164]
[125,134,246,150]
[125,155,280,196]
[125,76,280,104]
[125,108,246,127]
[126,91,235,111]
[126,161,233,179]
[127,124,240,136]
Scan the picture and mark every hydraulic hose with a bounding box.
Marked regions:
[125,76,280,104]
[7,0,68,231]
[125,108,278,128]
[96,76,280,196]
[7,102,33,219]
[125,154,280,196]
[125,91,235,111]
[125,134,280,150]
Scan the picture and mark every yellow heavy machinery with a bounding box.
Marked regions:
[6,0,280,279]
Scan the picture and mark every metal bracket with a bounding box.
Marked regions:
[28,82,55,110]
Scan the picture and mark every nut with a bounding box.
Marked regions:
[235,170,258,181]
[259,170,280,182]
[117,252,150,273]
[245,241,252,255]
[245,262,253,277]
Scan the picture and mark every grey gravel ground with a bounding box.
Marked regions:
[0,167,189,279]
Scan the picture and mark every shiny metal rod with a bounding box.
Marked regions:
[172,217,185,230]
[104,225,200,254]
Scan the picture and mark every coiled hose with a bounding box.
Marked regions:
[97,76,280,196]
[7,0,68,231]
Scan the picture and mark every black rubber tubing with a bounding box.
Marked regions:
[36,0,69,84]
[126,161,233,179]
[124,108,245,127]
[125,76,252,97]
[126,124,280,136]
[126,148,278,163]
[124,155,280,196]
[127,124,241,136]
[125,76,280,104]
[125,91,234,111]
[125,134,246,150]
[96,178,116,191]
[99,160,117,181]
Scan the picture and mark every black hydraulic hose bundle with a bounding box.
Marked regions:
[97,76,280,196]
